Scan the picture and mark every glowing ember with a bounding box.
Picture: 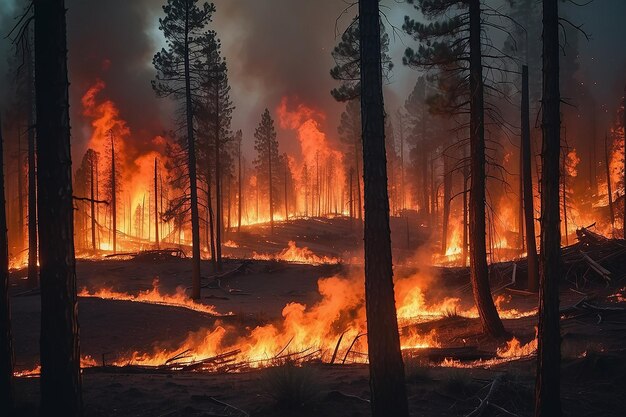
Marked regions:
[252,241,340,265]
[79,279,231,316]
[224,240,239,248]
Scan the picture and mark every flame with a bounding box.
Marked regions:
[79,279,230,316]
[252,241,340,265]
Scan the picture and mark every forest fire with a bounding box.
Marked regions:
[252,241,340,265]
[78,279,230,316]
[3,0,626,416]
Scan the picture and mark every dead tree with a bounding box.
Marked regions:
[108,129,117,253]
[237,130,242,232]
[0,115,14,414]
[535,0,562,415]
[604,133,615,232]
[521,66,539,292]
[27,42,38,288]
[34,0,83,413]
[154,158,159,248]
[359,1,409,416]
[89,150,97,250]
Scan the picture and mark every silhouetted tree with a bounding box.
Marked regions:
[254,109,280,234]
[359,1,409,416]
[34,0,83,414]
[535,0,562,415]
[0,114,14,415]
[404,0,507,337]
[153,0,215,299]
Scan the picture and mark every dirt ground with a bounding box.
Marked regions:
[8,217,626,416]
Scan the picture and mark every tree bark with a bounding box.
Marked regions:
[468,0,505,337]
[522,66,539,292]
[441,153,451,255]
[268,132,274,233]
[34,0,83,414]
[237,136,242,232]
[109,130,117,253]
[0,115,14,414]
[183,2,202,299]
[90,154,96,251]
[605,133,615,233]
[359,1,409,416]
[154,158,159,248]
[535,0,562,415]
[214,76,222,271]
[27,44,38,287]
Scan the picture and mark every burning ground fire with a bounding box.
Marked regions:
[79,279,231,316]
[252,240,340,265]
[26,263,538,375]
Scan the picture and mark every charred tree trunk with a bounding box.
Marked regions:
[0,115,14,414]
[561,147,569,245]
[441,153,451,255]
[605,133,615,233]
[522,66,539,292]
[207,169,217,271]
[214,77,222,271]
[463,146,469,268]
[17,129,24,253]
[359,1,408,416]
[154,158,159,248]
[468,0,505,337]
[34,0,83,413]
[183,3,202,299]
[535,0,562,415]
[268,135,274,233]
[109,130,117,253]
[237,136,242,232]
[90,154,96,251]
[284,157,289,221]
[27,45,38,287]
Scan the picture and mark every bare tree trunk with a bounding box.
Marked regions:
[535,0,562,415]
[463,147,469,268]
[34,0,83,413]
[269,136,274,233]
[109,130,117,253]
[90,155,96,251]
[0,115,14,414]
[27,44,38,287]
[519,136,525,251]
[214,78,222,271]
[605,133,615,233]
[561,147,569,245]
[183,3,202,299]
[237,137,242,232]
[284,157,289,220]
[17,128,24,253]
[441,153,451,255]
[468,0,505,337]
[154,158,159,248]
[207,170,217,271]
[359,1,408,416]
[522,66,539,292]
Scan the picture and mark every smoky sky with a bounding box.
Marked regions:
[2,0,626,160]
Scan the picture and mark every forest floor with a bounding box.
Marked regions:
[8,217,626,416]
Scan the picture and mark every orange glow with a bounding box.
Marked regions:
[79,279,231,316]
[252,241,340,265]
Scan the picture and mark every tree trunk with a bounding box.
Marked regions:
[110,130,117,253]
[522,66,539,292]
[27,44,38,287]
[90,155,96,251]
[561,147,569,245]
[605,133,615,233]
[154,158,159,248]
[0,115,14,414]
[284,157,289,220]
[441,153,451,255]
[268,135,274,233]
[463,146,469,268]
[17,128,24,254]
[34,0,83,413]
[183,2,202,299]
[237,137,242,232]
[468,0,505,337]
[359,1,408,416]
[207,170,217,271]
[535,0,562,415]
[214,77,222,271]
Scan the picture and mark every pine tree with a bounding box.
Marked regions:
[338,100,363,219]
[330,16,393,102]
[254,109,280,234]
[152,0,215,299]
[403,0,506,337]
